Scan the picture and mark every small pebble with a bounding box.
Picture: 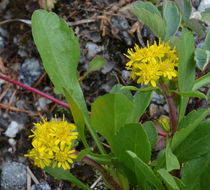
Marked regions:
[18,58,44,86]
[86,42,103,59]
[101,62,114,74]
[31,182,51,190]
[121,70,131,81]
[1,162,27,190]
[4,121,24,138]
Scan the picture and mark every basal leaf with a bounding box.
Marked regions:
[166,141,180,172]
[185,19,206,37]
[127,151,165,190]
[113,123,151,185]
[194,48,210,71]
[32,10,89,124]
[134,1,161,16]
[91,93,134,146]
[157,169,179,190]
[132,6,166,39]
[163,1,181,40]
[203,30,210,51]
[45,163,91,190]
[133,91,152,122]
[173,120,210,162]
[172,108,210,152]
[181,152,210,190]
[110,84,133,101]
[175,0,192,21]
[142,121,158,149]
[64,88,88,147]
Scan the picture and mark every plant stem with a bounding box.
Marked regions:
[75,152,123,190]
[0,75,70,108]
[158,82,177,136]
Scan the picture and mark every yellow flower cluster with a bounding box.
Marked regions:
[25,116,78,170]
[124,40,178,87]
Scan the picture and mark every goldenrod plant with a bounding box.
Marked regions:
[25,1,210,189]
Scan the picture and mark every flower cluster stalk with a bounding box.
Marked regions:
[158,82,177,136]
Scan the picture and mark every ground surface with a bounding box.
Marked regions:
[0,0,209,189]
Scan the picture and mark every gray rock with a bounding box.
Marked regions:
[198,0,210,12]
[86,42,103,59]
[101,62,114,74]
[151,91,165,104]
[31,182,51,190]
[1,162,27,190]
[0,36,5,50]
[121,31,132,46]
[4,121,24,138]
[18,58,44,86]
[121,70,131,81]
[0,27,9,38]
[111,16,130,30]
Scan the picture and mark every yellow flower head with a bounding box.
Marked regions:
[25,115,78,170]
[124,40,178,87]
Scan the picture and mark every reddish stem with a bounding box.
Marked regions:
[158,131,167,137]
[0,75,70,109]
[158,82,178,136]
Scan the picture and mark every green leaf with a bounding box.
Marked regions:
[170,90,207,99]
[201,8,210,21]
[134,1,161,16]
[32,10,79,95]
[185,19,206,37]
[127,151,165,190]
[194,48,210,71]
[200,165,210,190]
[173,120,210,162]
[64,88,88,147]
[91,93,134,146]
[172,108,210,152]
[32,10,92,140]
[165,141,180,172]
[132,4,166,39]
[110,84,133,101]
[75,148,91,162]
[178,108,208,130]
[178,29,195,92]
[163,1,181,40]
[121,85,158,92]
[45,164,91,190]
[142,121,158,149]
[173,177,185,189]
[175,0,192,21]
[112,123,151,185]
[181,152,210,190]
[204,30,210,51]
[192,73,210,91]
[87,57,105,73]
[157,169,180,190]
[178,29,195,121]
[133,91,152,122]
[207,88,210,100]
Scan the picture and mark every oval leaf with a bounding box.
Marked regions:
[163,1,181,40]
[91,93,134,146]
[194,48,210,71]
[87,57,105,73]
